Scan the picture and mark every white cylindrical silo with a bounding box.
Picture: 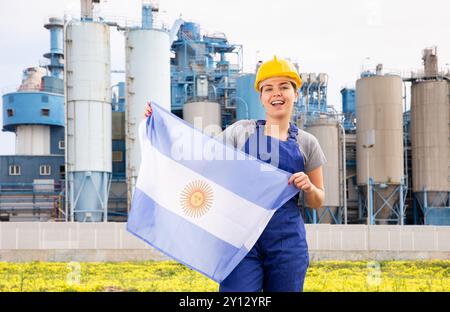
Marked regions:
[411,80,450,208]
[65,20,112,222]
[305,117,341,223]
[356,74,404,223]
[183,101,222,137]
[15,125,50,155]
[125,28,171,209]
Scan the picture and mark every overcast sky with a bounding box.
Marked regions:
[1,0,449,155]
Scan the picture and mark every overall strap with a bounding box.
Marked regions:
[255,120,266,128]
[287,122,299,142]
[255,120,299,142]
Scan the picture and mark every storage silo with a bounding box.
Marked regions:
[236,74,265,121]
[183,101,222,136]
[410,47,450,225]
[125,3,171,209]
[356,73,405,224]
[305,116,342,223]
[65,20,112,222]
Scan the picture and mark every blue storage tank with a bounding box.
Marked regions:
[340,88,356,131]
[236,74,265,121]
[341,88,355,115]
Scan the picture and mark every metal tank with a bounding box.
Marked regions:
[125,5,171,210]
[15,125,50,155]
[356,74,405,224]
[65,20,112,222]
[411,80,450,223]
[183,101,222,137]
[236,74,265,121]
[305,117,341,223]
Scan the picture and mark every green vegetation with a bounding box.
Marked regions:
[0,260,449,292]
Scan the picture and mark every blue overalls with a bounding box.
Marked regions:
[219,120,309,292]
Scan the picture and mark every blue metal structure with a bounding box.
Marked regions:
[2,92,64,131]
[0,180,64,222]
[414,191,450,225]
[109,81,127,220]
[235,74,265,121]
[170,22,242,127]
[402,109,414,224]
[43,18,64,79]
[112,82,126,113]
[304,206,343,224]
[295,73,329,120]
[0,17,65,221]
[141,3,154,29]
[358,178,408,225]
[2,16,65,132]
[111,81,126,180]
[341,88,356,131]
[341,88,355,114]
[340,87,357,225]
[0,123,65,221]
[0,156,65,183]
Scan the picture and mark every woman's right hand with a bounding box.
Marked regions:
[144,101,153,118]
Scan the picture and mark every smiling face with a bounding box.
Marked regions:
[259,77,299,120]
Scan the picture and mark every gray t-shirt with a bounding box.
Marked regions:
[216,120,327,173]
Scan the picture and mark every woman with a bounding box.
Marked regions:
[144,56,326,292]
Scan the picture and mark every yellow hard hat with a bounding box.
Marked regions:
[254,55,302,92]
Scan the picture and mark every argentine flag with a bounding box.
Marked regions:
[127,103,299,283]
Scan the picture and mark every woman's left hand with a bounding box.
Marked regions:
[288,172,315,193]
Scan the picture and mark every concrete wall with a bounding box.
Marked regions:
[306,224,450,261]
[0,222,449,262]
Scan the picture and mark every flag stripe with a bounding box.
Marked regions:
[128,103,301,283]
[127,188,251,282]
[137,137,276,248]
[145,103,299,211]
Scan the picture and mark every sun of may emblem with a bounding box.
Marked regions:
[180,180,214,218]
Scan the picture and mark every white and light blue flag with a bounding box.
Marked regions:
[127,103,299,283]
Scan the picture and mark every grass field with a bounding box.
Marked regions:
[0,260,449,292]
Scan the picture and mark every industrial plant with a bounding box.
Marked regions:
[1,0,449,227]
